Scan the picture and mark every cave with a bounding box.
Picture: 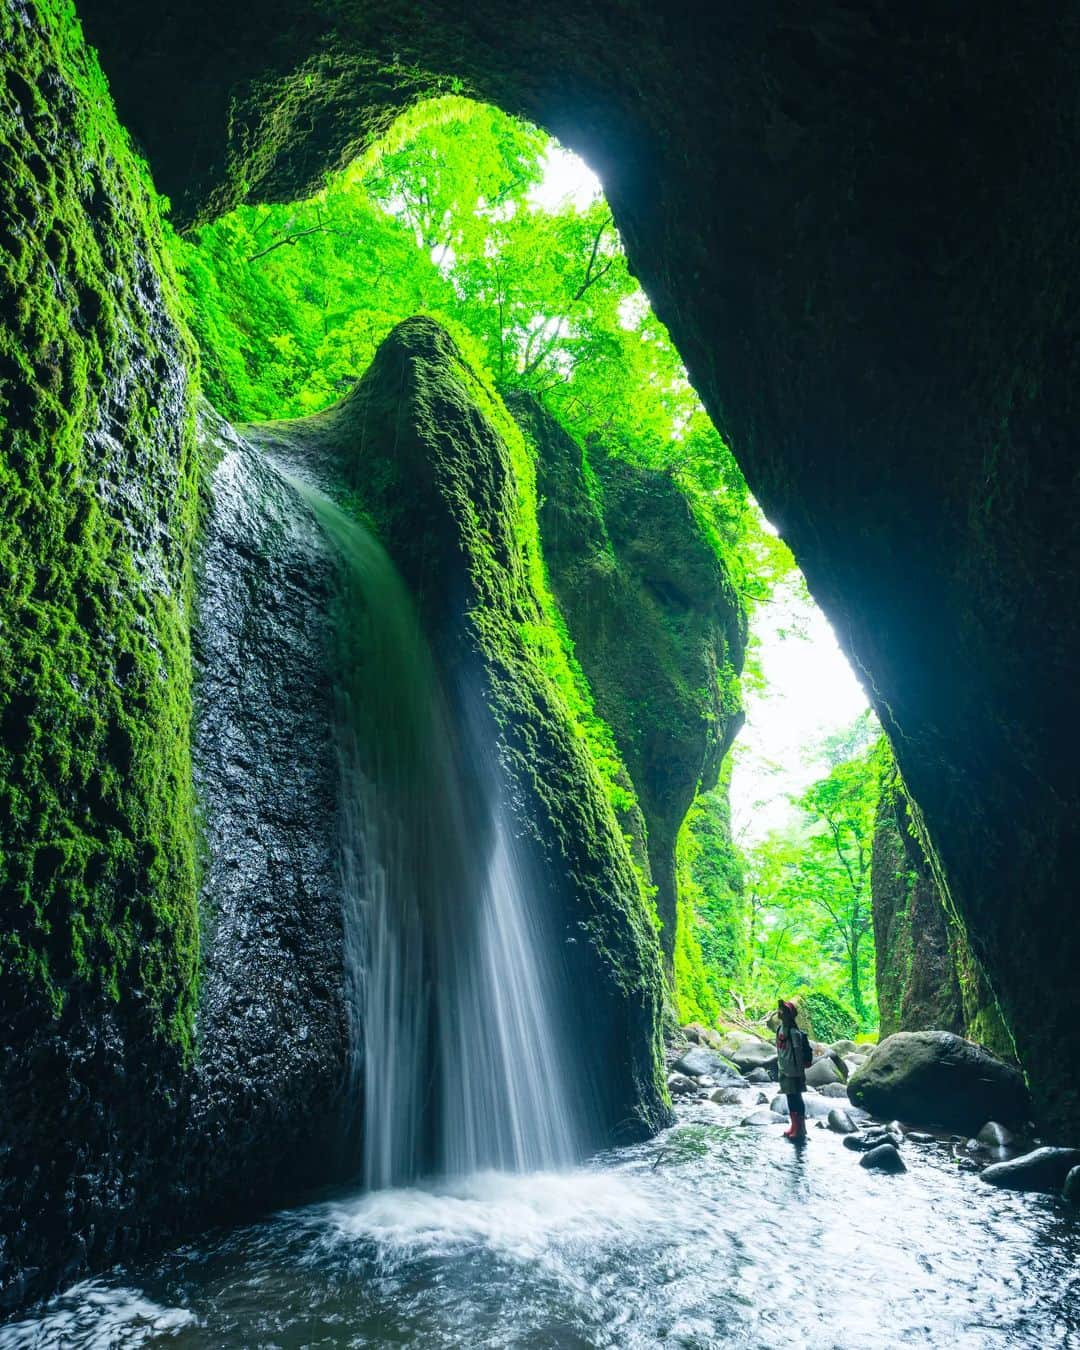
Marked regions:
[72,0,1078,1137]
[2,0,1078,1325]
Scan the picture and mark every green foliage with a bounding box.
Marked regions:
[170,96,793,611]
[0,0,199,1049]
[673,767,747,1020]
[800,990,859,1044]
[739,718,885,1030]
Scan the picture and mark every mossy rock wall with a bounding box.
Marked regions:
[243,318,670,1143]
[873,755,1013,1059]
[514,394,746,964]
[0,0,199,1308]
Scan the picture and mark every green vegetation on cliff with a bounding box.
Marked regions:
[0,0,199,1049]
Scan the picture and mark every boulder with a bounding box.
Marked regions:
[817,1082,850,1098]
[741,1108,787,1126]
[1064,1166,1080,1202]
[906,1131,937,1144]
[827,1109,858,1134]
[770,1093,832,1120]
[743,1068,772,1084]
[667,1072,698,1096]
[860,1143,907,1173]
[806,1056,845,1088]
[673,1047,742,1081]
[979,1147,1080,1192]
[709,1086,746,1106]
[847,1031,1029,1132]
[976,1121,1016,1150]
[683,1023,723,1051]
[830,1040,859,1057]
[718,1033,778,1073]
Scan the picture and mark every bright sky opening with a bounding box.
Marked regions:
[731,576,871,845]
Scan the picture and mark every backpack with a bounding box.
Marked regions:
[798,1029,813,1068]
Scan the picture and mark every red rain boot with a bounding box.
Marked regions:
[784,1111,806,1142]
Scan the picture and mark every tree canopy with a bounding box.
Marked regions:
[170,96,791,608]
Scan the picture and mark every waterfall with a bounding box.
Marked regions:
[292,478,584,1188]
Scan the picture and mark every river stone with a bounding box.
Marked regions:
[907,1131,937,1144]
[979,1147,1080,1192]
[976,1121,1016,1149]
[1064,1167,1080,1202]
[683,1023,724,1051]
[673,1047,742,1081]
[667,1072,698,1096]
[847,1031,1030,1132]
[741,1108,787,1127]
[843,1127,901,1152]
[860,1143,907,1173]
[806,1055,844,1088]
[830,1040,859,1056]
[709,1086,746,1106]
[743,1068,772,1084]
[718,1033,778,1073]
[827,1108,857,1134]
[817,1082,850,1098]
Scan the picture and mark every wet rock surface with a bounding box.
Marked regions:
[184,409,349,1218]
[672,1047,742,1082]
[979,1147,1080,1193]
[860,1143,906,1173]
[848,1032,1029,1133]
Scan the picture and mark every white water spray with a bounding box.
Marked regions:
[293,479,584,1187]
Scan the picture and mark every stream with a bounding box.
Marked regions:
[7,1095,1078,1349]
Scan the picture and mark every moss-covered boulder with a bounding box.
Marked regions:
[244,318,670,1143]
[513,394,746,963]
[848,1031,1030,1133]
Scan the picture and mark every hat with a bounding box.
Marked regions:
[778,999,798,1019]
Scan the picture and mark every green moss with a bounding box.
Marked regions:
[0,1,200,1052]
[800,990,859,1044]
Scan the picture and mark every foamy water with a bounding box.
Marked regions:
[8,1098,1078,1348]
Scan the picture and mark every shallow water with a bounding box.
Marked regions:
[6,1099,1078,1349]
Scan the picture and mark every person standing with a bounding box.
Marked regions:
[776,999,808,1142]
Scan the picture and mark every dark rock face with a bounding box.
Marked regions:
[872,757,1012,1056]
[848,1032,1030,1134]
[75,0,1080,1140]
[185,409,349,1221]
[516,395,746,961]
[979,1148,1080,1194]
[872,759,965,1039]
[243,318,670,1144]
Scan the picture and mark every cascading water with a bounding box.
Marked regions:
[291,478,585,1188]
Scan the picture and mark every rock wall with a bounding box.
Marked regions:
[72,0,1080,1139]
[244,319,670,1144]
[514,394,746,964]
[0,0,199,1308]
[873,755,1013,1058]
